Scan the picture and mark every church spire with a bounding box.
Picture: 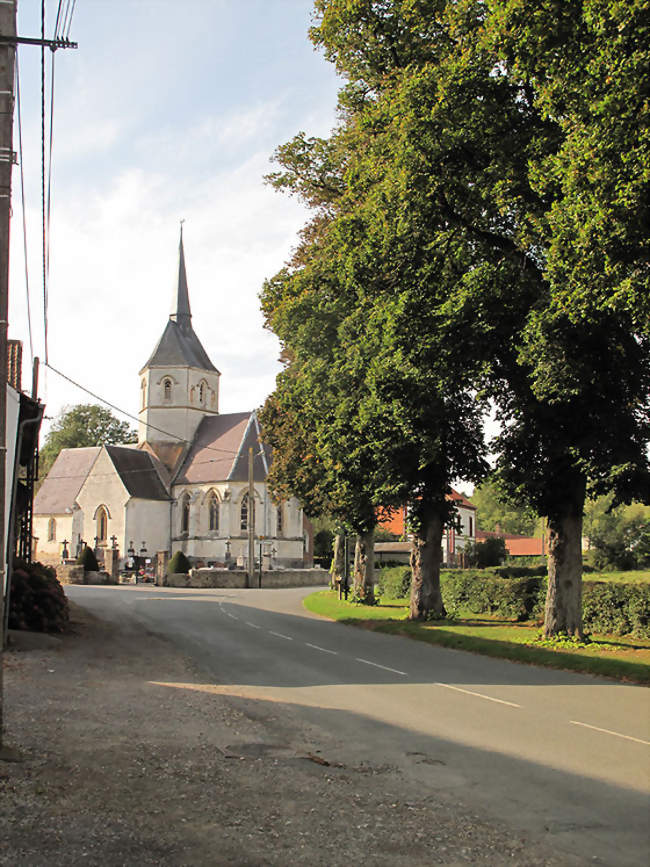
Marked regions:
[170,221,191,332]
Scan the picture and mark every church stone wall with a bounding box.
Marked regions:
[33,513,73,559]
[76,449,130,551]
[139,365,220,446]
[125,499,170,560]
[166,568,328,589]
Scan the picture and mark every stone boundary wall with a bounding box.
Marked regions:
[57,565,114,585]
[166,568,328,590]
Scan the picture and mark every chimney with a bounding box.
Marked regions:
[7,339,22,391]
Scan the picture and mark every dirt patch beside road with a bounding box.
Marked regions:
[1,602,581,866]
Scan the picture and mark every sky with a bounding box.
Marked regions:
[9,0,341,436]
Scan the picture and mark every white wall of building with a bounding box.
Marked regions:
[33,513,73,558]
[170,480,305,566]
[125,498,170,558]
[76,449,130,553]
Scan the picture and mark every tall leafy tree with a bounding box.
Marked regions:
[303,0,649,637]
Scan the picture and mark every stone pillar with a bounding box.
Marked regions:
[156,550,169,586]
[104,548,120,584]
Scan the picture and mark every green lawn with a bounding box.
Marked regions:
[304,590,650,684]
[584,570,650,584]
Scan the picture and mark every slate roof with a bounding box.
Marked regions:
[34,447,100,515]
[139,231,218,373]
[141,318,217,372]
[105,445,170,500]
[174,412,271,485]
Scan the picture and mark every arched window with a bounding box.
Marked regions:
[276,503,283,537]
[181,494,190,534]
[240,493,249,532]
[208,492,219,532]
[199,380,206,405]
[47,517,56,542]
[163,378,172,401]
[140,378,146,410]
[96,506,108,543]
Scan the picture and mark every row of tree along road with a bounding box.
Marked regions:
[257,0,649,638]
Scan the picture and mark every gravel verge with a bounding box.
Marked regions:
[0,602,585,866]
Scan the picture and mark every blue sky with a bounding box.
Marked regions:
[10,0,340,432]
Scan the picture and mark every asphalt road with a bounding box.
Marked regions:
[67,584,650,866]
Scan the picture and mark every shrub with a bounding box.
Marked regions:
[582,581,650,638]
[376,566,411,599]
[76,546,99,572]
[441,569,545,621]
[167,550,191,575]
[9,559,69,633]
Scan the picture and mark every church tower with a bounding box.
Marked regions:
[138,228,220,451]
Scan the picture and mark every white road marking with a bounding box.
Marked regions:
[305,643,338,655]
[356,658,408,676]
[245,621,261,629]
[570,720,650,746]
[226,613,238,620]
[435,682,520,708]
[269,631,293,641]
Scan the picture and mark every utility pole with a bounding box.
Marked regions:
[247,446,255,589]
[0,0,16,753]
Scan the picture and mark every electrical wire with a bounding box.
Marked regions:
[53,0,64,39]
[44,361,264,461]
[65,0,77,40]
[14,54,34,364]
[41,0,48,365]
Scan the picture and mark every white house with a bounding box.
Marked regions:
[34,230,310,569]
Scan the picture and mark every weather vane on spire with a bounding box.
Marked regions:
[180,218,185,238]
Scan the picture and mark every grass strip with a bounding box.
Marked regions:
[304,591,650,684]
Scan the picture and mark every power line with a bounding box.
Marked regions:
[44,361,264,460]
[14,54,34,363]
[40,0,48,364]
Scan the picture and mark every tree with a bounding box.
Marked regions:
[466,537,508,569]
[471,479,539,537]
[39,404,137,481]
[305,0,649,637]
[584,496,650,571]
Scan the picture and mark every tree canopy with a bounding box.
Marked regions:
[260,0,649,633]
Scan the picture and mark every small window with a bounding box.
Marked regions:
[199,380,208,406]
[96,506,108,543]
[163,378,172,401]
[181,494,190,534]
[209,493,219,532]
[468,516,473,537]
[240,493,249,532]
[276,504,283,537]
[48,517,56,542]
[140,379,146,409]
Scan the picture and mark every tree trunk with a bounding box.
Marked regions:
[353,536,363,595]
[409,509,446,620]
[544,508,584,638]
[330,533,345,584]
[353,531,375,602]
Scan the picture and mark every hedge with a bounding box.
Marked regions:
[375,566,650,637]
[442,571,545,622]
[376,566,411,599]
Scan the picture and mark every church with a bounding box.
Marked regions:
[33,231,311,570]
